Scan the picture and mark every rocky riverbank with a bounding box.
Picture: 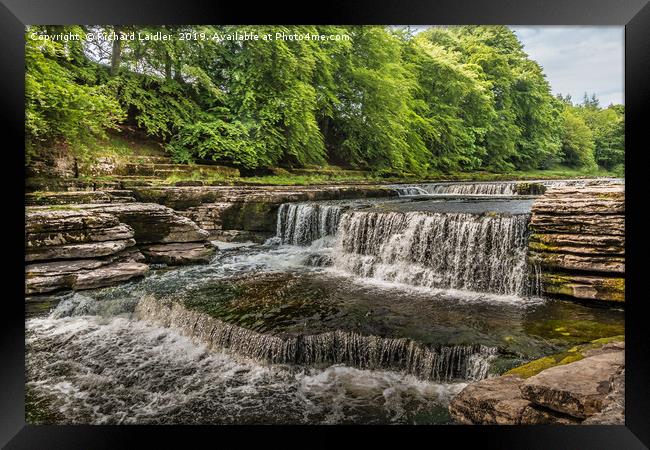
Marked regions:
[25,203,214,294]
[528,184,625,303]
[449,338,625,425]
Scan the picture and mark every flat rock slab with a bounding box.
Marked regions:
[520,351,624,418]
[539,273,624,303]
[26,238,136,262]
[141,242,216,265]
[25,249,148,294]
[532,252,625,274]
[448,375,531,425]
[25,209,121,235]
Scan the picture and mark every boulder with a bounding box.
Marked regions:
[26,209,138,262]
[448,375,531,425]
[582,368,625,425]
[25,209,121,235]
[27,223,134,248]
[449,340,625,425]
[520,351,625,418]
[140,242,216,265]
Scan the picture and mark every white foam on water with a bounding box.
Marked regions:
[26,315,465,424]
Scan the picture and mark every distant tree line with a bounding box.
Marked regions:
[25,25,625,175]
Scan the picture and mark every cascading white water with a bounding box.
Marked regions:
[275,203,344,245]
[420,182,517,195]
[388,186,430,197]
[135,295,497,382]
[332,210,533,296]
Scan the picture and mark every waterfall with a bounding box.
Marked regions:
[332,210,533,296]
[389,185,430,197]
[275,203,344,245]
[136,296,497,382]
[420,182,517,195]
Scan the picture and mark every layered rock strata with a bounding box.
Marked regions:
[528,184,625,303]
[25,204,215,294]
[132,185,397,237]
[25,209,148,294]
[449,341,624,425]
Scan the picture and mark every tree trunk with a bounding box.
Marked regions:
[164,52,172,80]
[110,29,122,76]
[173,60,182,81]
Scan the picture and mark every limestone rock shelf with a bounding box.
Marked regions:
[25,204,215,294]
[528,184,625,303]
[449,341,625,425]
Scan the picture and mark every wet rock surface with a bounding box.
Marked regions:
[141,242,216,265]
[448,341,625,424]
[528,184,625,303]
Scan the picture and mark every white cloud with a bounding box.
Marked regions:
[511,26,624,106]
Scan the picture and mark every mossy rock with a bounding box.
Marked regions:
[524,319,624,344]
[220,202,278,232]
[540,273,625,303]
[180,274,339,333]
[515,182,546,195]
[504,335,624,378]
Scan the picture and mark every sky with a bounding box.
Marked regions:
[511,26,624,106]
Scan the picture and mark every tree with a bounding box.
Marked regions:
[25,26,124,161]
[559,107,596,168]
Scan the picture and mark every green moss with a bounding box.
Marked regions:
[539,273,625,303]
[44,204,81,211]
[179,275,339,333]
[528,241,560,252]
[525,319,624,344]
[505,335,624,378]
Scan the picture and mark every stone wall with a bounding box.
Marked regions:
[528,184,625,303]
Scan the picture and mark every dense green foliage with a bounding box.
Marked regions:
[25,25,624,175]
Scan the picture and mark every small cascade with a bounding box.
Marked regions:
[420,182,517,195]
[275,203,344,245]
[136,296,497,382]
[389,185,430,197]
[332,210,534,296]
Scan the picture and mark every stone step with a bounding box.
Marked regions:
[25,190,137,206]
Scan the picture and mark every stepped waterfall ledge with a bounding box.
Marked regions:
[135,295,497,382]
[331,210,535,297]
[275,203,345,245]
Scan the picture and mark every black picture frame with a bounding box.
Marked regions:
[2,1,648,447]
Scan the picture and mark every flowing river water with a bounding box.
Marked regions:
[25,180,624,425]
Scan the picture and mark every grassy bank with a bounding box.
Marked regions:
[39,132,622,188]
